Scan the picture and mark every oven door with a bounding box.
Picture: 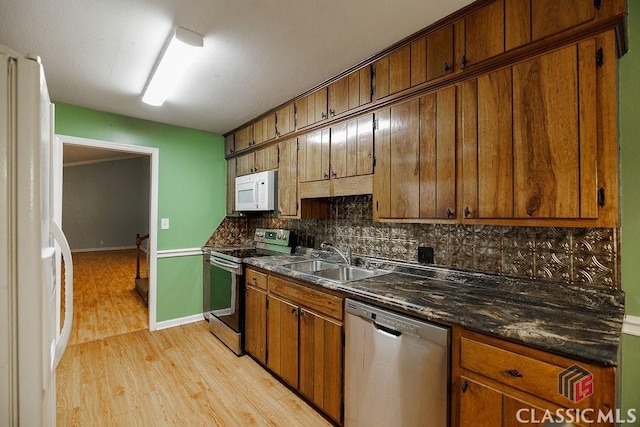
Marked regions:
[208,257,244,333]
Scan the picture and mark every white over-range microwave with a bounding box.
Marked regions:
[235,170,277,211]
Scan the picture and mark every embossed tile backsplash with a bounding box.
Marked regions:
[211,195,619,289]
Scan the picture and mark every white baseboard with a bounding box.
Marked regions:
[71,245,137,253]
[154,313,204,331]
[622,315,640,337]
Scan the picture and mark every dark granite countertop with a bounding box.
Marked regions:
[242,251,624,366]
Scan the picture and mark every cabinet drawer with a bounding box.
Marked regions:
[246,269,267,290]
[268,275,343,321]
[461,336,589,408]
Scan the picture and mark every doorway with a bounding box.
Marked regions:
[53,135,159,333]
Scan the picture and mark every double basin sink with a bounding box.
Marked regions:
[282,259,389,284]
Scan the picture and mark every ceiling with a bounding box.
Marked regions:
[0,0,474,135]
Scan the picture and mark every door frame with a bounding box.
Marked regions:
[53,134,160,331]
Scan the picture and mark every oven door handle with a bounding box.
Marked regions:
[210,257,243,274]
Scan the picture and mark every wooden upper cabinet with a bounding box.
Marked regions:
[329,115,374,180]
[226,158,237,216]
[531,0,596,41]
[314,87,328,123]
[328,76,349,118]
[295,95,310,130]
[236,152,255,177]
[513,41,596,219]
[462,39,601,222]
[372,56,390,101]
[278,138,298,216]
[389,45,411,95]
[298,128,330,183]
[505,0,532,50]
[254,144,279,173]
[224,134,235,156]
[348,67,372,110]
[234,124,254,151]
[411,37,427,87]
[426,24,455,81]
[275,103,294,137]
[457,0,505,69]
[254,114,276,145]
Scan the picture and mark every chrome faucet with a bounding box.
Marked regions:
[320,242,352,265]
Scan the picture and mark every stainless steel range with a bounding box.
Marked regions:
[204,228,293,355]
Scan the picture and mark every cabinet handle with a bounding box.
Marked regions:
[446,208,454,218]
[332,171,337,178]
[324,172,329,179]
[230,148,234,153]
[461,380,468,393]
[329,108,335,117]
[252,277,257,282]
[291,308,299,315]
[464,206,471,218]
[461,55,468,69]
[443,62,451,73]
[321,112,327,119]
[506,369,524,378]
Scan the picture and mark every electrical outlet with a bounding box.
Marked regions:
[161,218,170,230]
[418,246,434,264]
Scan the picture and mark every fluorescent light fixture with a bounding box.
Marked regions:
[142,27,203,106]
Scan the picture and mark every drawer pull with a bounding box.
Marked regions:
[506,369,523,378]
[461,380,469,393]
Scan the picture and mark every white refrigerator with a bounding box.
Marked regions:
[0,45,73,425]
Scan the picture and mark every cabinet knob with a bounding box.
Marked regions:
[446,208,454,218]
[443,62,451,73]
[230,148,234,153]
[464,206,471,218]
[461,55,468,69]
[324,172,329,179]
[506,369,524,378]
[332,171,337,178]
[461,380,468,393]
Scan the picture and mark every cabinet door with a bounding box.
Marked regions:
[411,37,427,87]
[295,96,310,130]
[299,309,343,424]
[276,104,294,137]
[531,0,596,41]
[426,24,454,81]
[328,76,349,118]
[266,113,276,142]
[235,125,254,151]
[513,42,596,219]
[372,56,389,101]
[267,295,299,389]
[236,152,255,176]
[390,99,420,218]
[419,86,456,219]
[226,158,236,216]
[330,121,347,179]
[224,134,235,156]
[389,45,411,95]
[299,128,330,182]
[254,117,266,145]
[314,87,328,123]
[503,394,546,427]
[254,145,278,172]
[461,68,513,219]
[278,138,298,216]
[459,377,503,427]
[359,66,372,106]
[343,114,374,178]
[460,0,505,68]
[244,285,267,364]
[373,108,391,219]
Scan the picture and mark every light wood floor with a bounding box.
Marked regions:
[67,249,148,346]
[56,321,331,426]
[57,249,330,426]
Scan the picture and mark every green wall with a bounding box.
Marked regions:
[620,0,640,420]
[55,104,226,322]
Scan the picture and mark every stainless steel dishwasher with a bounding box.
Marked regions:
[344,299,450,427]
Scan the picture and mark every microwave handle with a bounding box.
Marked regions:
[253,181,259,208]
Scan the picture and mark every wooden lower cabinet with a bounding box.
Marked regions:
[244,270,344,424]
[244,284,267,364]
[453,327,616,427]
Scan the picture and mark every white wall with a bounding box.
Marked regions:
[62,156,150,251]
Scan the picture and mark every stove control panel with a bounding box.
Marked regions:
[254,228,291,246]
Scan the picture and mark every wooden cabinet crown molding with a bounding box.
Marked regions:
[224,0,627,144]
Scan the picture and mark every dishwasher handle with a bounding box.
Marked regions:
[373,321,402,338]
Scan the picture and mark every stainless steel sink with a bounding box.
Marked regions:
[314,266,389,283]
[282,259,339,273]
